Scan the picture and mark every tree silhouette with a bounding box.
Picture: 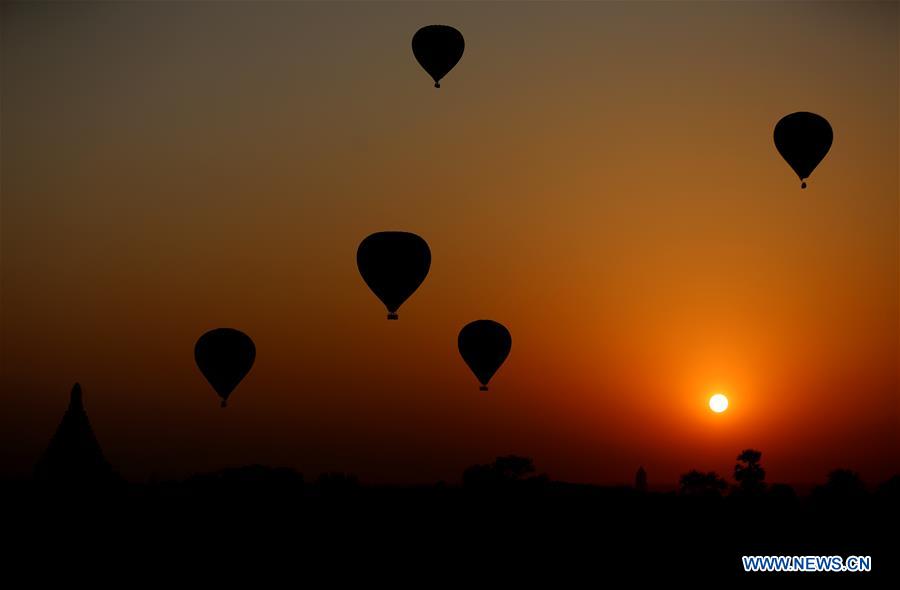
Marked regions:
[493,455,535,480]
[813,469,867,500]
[876,474,900,499]
[317,472,360,496]
[733,449,766,495]
[462,463,496,487]
[463,455,541,489]
[679,470,727,497]
[767,483,796,500]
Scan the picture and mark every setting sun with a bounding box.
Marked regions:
[709,394,729,413]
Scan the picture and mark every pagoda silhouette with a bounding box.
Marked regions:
[33,382,121,489]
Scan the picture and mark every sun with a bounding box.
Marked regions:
[709,393,729,413]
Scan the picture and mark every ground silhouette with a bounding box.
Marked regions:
[4,386,895,583]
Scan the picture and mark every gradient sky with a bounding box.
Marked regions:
[2,1,898,486]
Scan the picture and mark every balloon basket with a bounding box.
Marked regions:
[479,385,489,391]
[387,313,399,320]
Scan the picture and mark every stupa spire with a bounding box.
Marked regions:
[33,382,119,488]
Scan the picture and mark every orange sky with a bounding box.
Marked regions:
[1,1,897,485]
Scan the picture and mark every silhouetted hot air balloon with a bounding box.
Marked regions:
[458,320,512,391]
[774,112,833,189]
[412,25,464,88]
[357,231,431,320]
[194,328,256,408]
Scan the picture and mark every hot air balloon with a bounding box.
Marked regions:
[458,320,512,391]
[357,231,431,320]
[774,112,833,189]
[194,328,256,408]
[412,25,464,88]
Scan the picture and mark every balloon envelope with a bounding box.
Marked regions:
[412,25,464,88]
[774,112,833,188]
[194,328,256,408]
[458,320,512,391]
[357,232,431,320]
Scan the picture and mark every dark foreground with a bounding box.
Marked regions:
[2,478,895,585]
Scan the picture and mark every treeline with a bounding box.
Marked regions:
[13,450,898,503]
[678,448,899,500]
